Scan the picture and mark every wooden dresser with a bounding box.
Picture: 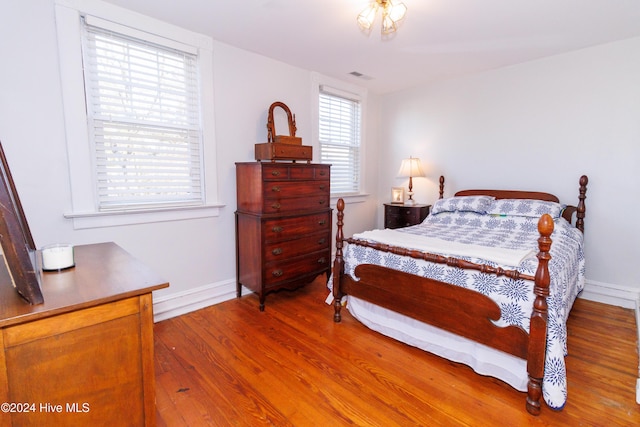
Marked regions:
[235,162,331,310]
[0,242,168,427]
[384,203,431,229]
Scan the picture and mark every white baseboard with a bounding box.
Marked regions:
[579,279,640,309]
[152,279,241,322]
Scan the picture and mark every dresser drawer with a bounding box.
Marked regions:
[263,249,331,287]
[263,194,329,214]
[263,180,329,197]
[264,232,330,262]
[289,165,330,181]
[385,205,419,218]
[263,212,331,241]
[260,164,330,181]
[261,165,293,180]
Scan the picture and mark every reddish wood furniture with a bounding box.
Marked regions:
[331,175,588,415]
[384,203,430,229]
[236,162,332,310]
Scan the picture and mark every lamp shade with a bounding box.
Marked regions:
[357,3,379,30]
[397,157,425,178]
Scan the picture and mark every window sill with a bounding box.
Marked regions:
[64,203,225,229]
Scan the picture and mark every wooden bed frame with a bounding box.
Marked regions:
[331,175,588,415]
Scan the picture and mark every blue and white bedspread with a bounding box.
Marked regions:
[341,199,585,409]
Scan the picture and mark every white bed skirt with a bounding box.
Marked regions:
[347,296,529,392]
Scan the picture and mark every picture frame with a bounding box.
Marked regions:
[0,141,43,304]
[391,187,404,204]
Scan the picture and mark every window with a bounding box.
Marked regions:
[82,18,203,210]
[318,86,362,195]
[55,0,219,228]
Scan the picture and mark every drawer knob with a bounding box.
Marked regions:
[272,269,283,277]
[271,170,281,176]
[272,203,281,209]
[317,238,326,245]
[272,248,283,255]
[317,257,326,264]
[318,219,326,225]
[319,185,325,190]
[319,200,325,205]
[272,226,283,233]
[272,186,281,192]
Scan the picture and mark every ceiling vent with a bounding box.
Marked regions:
[349,71,374,80]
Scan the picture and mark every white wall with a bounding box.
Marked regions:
[378,37,640,294]
[0,0,380,316]
[4,0,635,314]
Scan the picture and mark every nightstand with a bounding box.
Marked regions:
[384,203,430,229]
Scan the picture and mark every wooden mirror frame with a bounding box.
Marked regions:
[0,141,43,304]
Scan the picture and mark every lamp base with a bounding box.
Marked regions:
[405,191,416,205]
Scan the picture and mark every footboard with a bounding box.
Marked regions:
[331,198,554,415]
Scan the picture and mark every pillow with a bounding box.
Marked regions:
[431,195,495,215]
[487,199,565,219]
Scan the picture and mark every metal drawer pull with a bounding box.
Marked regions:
[272,186,281,192]
[317,238,326,245]
[319,170,326,176]
[318,219,326,225]
[272,203,281,209]
[271,170,281,176]
[272,226,283,233]
[272,269,283,277]
[319,185,326,190]
[272,248,283,255]
[319,200,325,205]
[317,257,326,264]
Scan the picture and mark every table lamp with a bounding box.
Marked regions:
[397,156,425,205]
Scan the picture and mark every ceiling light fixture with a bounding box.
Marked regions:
[357,0,408,35]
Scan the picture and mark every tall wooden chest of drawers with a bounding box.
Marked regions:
[235,162,331,310]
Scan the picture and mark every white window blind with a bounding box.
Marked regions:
[319,89,361,194]
[82,18,203,210]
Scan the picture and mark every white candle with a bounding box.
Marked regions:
[41,244,75,271]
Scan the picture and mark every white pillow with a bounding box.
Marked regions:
[431,196,495,215]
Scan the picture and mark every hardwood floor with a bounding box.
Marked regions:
[154,276,640,426]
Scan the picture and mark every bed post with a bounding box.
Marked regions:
[333,198,345,323]
[576,175,588,233]
[526,213,554,415]
[439,176,445,199]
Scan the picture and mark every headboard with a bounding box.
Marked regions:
[436,175,588,233]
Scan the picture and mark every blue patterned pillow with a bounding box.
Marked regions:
[431,196,495,215]
[487,199,565,218]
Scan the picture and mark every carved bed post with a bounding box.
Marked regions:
[576,175,588,233]
[526,213,554,415]
[333,198,345,323]
[439,176,445,199]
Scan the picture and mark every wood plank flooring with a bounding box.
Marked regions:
[154,276,640,426]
